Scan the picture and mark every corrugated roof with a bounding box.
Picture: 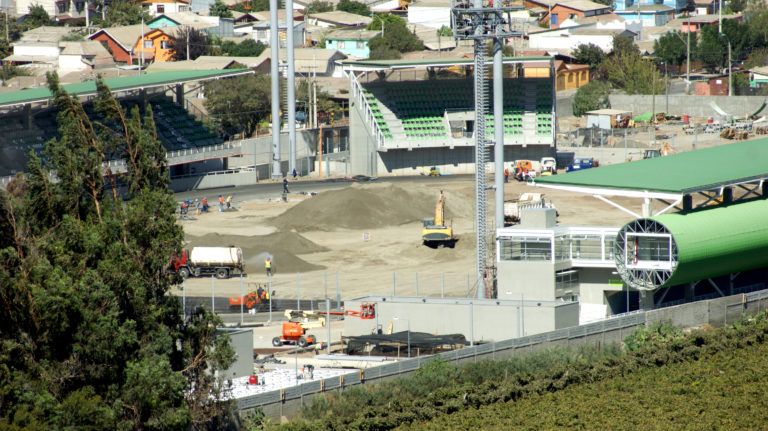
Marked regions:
[0,69,250,108]
[648,198,768,287]
[554,0,611,11]
[343,56,552,69]
[308,11,372,26]
[325,29,379,40]
[89,24,145,51]
[535,138,768,194]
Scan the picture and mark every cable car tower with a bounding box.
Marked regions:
[451,0,524,298]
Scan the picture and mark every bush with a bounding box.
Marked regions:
[572,80,611,117]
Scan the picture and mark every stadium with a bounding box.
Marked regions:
[345,56,557,176]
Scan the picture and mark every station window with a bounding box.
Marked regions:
[556,270,579,298]
[499,237,552,261]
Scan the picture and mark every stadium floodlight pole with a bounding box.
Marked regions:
[287,0,297,175]
[270,0,282,179]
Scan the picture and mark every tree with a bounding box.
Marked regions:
[572,43,606,72]
[209,0,233,18]
[297,78,340,121]
[22,4,52,28]
[696,25,727,70]
[220,38,266,56]
[367,14,423,54]
[232,0,269,12]
[436,25,452,37]
[572,80,611,116]
[601,37,662,94]
[204,74,272,136]
[94,0,152,26]
[0,73,234,430]
[654,31,689,67]
[307,0,334,12]
[730,0,748,12]
[168,27,212,61]
[337,0,371,16]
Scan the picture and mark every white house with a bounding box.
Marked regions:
[58,41,115,72]
[528,26,637,52]
[408,0,451,29]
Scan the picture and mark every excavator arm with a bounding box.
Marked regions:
[434,191,445,227]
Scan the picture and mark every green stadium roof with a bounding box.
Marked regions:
[343,56,553,70]
[0,69,252,108]
[535,138,768,197]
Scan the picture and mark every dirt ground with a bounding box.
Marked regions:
[172,178,639,302]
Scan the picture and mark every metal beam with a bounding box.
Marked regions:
[533,182,682,201]
[593,195,641,218]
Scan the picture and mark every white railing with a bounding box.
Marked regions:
[350,73,385,148]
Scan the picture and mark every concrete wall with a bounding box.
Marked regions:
[343,296,579,342]
[239,289,768,422]
[608,94,767,118]
[218,328,253,380]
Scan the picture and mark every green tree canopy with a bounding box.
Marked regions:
[93,0,152,27]
[654,31,693,67]
[572,80,611,116]
[367,13,423,54]
[601,36,663,94]
[696,25,727,70]
[573,43,606,72]
[337,0,371,16]
[209,0,233,17]
[0,73,234,430]
[22,4,52,28]
[221,38,266,56]
[204,73,272,136]
[168,27,212,61]
[307,0,334,12]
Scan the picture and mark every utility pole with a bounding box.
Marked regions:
[686,25,690,94]
[186,26,190,60]
[287,0,297,175]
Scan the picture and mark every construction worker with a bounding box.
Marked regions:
[504,168,509,183]
[283,177,289,194]
[226,195,232,209]
[218,195,224,212]
[265,258,272,276]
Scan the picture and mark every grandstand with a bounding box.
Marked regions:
[0,69,249,178]
[345,57,557,176]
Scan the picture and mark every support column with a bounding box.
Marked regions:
[286,0,296,175]
[682,194,692,211]
[269,0,282,179]
[23,103,31,129]
[493,38,504,237]
[175,84,184,105]
[722,187,733,203]
[641,197,653,217]
[639,290,655,310]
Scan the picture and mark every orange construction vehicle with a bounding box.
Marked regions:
[229,285,270,310]
[272,304,376,348]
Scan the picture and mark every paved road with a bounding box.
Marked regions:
[173,174,472,203]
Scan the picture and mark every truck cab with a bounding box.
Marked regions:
[566,158,594,172]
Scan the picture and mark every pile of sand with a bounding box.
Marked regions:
[271,183,470,232]
[184,231,327,273]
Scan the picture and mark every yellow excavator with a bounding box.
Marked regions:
[422,191,455,248]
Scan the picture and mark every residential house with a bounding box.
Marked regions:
[58,41,115,71]
[89,24,145,64]
[693,0,718,15]
[694,76,728,95]
[409,22,457,51]
[54,0,89,23]
[255,48,348,77]
[147,11,219,29]
[541,0,611,29]
[614,4,675,27]
[232,11,258,24]
[324,29,378,58]
[134,28,177,62]
[3,26,80,68]
[408,0,451,29]
[749,66,768,89]
[528,26,637,52]
[138,0,191,16]
[307,11,373,28]
[554,60,589,91]
[678,14,742,33]
[145,54,270,72]
[252,20,306,47]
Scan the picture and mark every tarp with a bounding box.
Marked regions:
[632,111,664,122]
